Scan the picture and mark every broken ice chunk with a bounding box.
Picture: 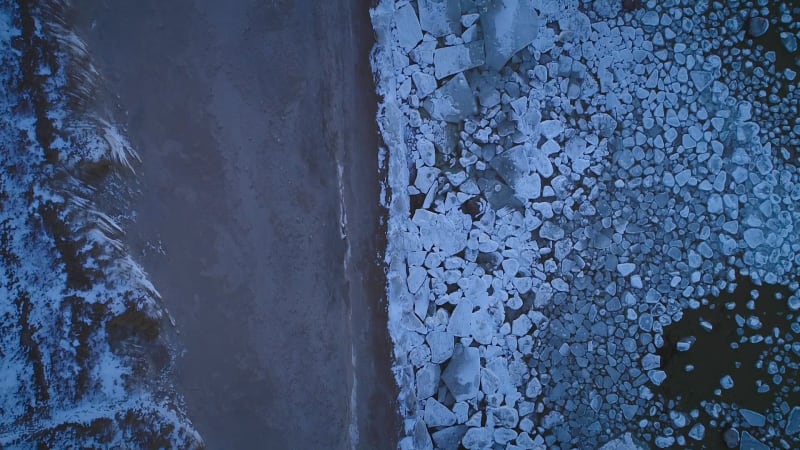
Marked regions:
[676,336,695,352]
[780,30,798,52]
[408,265,427,294]
[723,428,740,448]
[639,313,653,332]
[688,423,705,441]
[617,263,636,277]
[748,17,769,38]
[740,409,766,427]
[514,173,541,200]
[642,11,660,26]
[648,370,667,386]
[481,0,539,70]
[422,73,477,123]
[427,330,454,363]
[539,119,563,139]
[424,398,457,427]
[786,407,800,435]
[415,166,440,193]
[642,353,661,370]
[743,228,765,249]
[418,0,461,37]
[599,433,647,450]
[395,4,423,51]
[461,427,492,449]
[558,11,591,42]
[538,221,564,241]
[469,309,495,345]
[525,377,542,399]
[412,72,438,99]
[512,314,532,336]
[707,193,723,214]
[739,431,769,450]
[720,374,734,389]
[690,70,713,92]
[530,148,553,178]
[442,344,480,401]
[448,299,474,337]
[591,113,617,138]
[621,404,638,421]
[417,363,441,399]
[491,145,528,188]
[417,138,436,166]
[434,41,486,79]
[432,426,467,450]
[413,419,434,450]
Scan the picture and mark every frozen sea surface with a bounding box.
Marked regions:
[372,0,800,448]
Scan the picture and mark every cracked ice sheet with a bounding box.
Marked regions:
[422,72,477,123]
[372,0,800,448]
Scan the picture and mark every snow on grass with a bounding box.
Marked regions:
[0,2,201,447]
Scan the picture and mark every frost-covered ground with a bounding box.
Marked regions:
[371,0,800,448]
[0,2,200,447]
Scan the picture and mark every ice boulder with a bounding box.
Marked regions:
[434,41,486,79]
[422,73,477,123]
[442,343,480,401]
[394,4,423,51]
[418,0,461,37]
[480,0,539,70]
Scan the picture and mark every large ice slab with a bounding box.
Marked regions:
[394,4,423,51]
[418,0,461,37]
[422,73,477,123]
[442,343,480,401]
[480,0,539,70]
[433,41,486,79]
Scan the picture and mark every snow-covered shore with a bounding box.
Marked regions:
[0,2,200,446]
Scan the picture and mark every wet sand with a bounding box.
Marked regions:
[71,1,398,448]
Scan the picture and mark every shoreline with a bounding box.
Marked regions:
[72,0,399,448]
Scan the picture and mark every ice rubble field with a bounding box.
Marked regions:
[371,0,800,448]
[0,3,199,446]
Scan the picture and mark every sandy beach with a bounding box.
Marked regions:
[71,0,398,448]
